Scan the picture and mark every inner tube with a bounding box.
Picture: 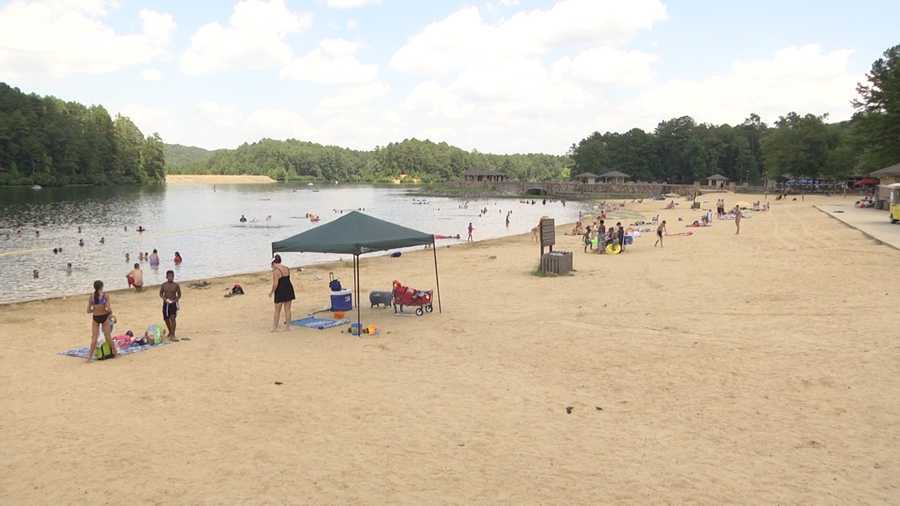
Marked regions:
[605,243,622,255]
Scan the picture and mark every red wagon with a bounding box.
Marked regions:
[392,280,434,316]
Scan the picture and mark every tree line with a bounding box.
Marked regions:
[166,137,571,183]
[570,44,899,184]
[0,82,165,186]
[1,44,896,187]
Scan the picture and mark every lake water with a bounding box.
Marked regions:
[0,184,586,304]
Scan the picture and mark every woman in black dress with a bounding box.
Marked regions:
[269,255,296,331]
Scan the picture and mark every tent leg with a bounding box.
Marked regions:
[355,254,361,334]
[432,238,442,313]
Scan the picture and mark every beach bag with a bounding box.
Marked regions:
[94,338,113,360]
[145,324,164,345]
[329,272,342,292]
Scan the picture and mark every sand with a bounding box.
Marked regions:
[166,174,276,184]
[2,194,899,504]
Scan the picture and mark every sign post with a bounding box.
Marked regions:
[539,217,555,257]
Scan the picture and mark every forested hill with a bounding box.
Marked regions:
[0,83,165,186]
[162,144,218,171]
[164,138,571,183]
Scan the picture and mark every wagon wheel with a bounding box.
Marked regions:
[425,304,433,313]
[415,307,424,316]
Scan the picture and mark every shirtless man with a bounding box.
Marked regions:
[654,220,667,247]
[159,270,182,341]
[734,205,743,235]
[127,263,144,291]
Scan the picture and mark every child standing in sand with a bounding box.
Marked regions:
[655,220,667,247]
[734,206,742,235]
[467,222,474,243]
[159,270,182,341]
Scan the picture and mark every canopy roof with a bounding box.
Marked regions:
[871,162,900,177]
[272,211,434,256]
[598,170,630,178]
[707,174,728,180]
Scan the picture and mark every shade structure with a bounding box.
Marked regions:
[271,211,442,332]
[272,211,434,255]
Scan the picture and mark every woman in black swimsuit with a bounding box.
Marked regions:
[86,280,117,362]
[269,255,296,332]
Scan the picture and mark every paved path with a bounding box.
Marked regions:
[817,204,900,250]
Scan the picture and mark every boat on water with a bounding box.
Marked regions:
[307,182,314,186]
[31,185,42,190]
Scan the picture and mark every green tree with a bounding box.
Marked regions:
[852,44,900,169]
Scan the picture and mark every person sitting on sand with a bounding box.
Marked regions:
[86,280,117,363]
[570,220,584,236]
[159,270,182,341]
[665,200,676,210]
[127,263,143,291]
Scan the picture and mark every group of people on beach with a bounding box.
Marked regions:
[85,270,182,363]
[578,219,631,254]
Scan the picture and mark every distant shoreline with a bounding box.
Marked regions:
[165,174,276,184]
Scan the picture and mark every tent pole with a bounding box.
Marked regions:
[432,238,442,313]
[355,254,361,333]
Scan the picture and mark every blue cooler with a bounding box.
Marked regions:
[330,289,353,311]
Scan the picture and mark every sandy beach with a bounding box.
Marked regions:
[166,174,276,184]
[2,194,899,504]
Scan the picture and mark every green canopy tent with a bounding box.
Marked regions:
[271,211,442,331]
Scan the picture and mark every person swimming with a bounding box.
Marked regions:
[240,215,248,223]
[137,226,145,233]
[174,252,182,265]
[66,263,72,274]
[79,239,84,247]
[149,249,160,268]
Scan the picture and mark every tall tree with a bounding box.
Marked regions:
[852,44,900,170]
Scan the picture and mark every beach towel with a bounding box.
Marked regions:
[59,341,168,359]
[291,316,350,330]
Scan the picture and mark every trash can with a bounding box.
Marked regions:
[330,289,353,311]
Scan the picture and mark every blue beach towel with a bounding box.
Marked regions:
[59,342,169,359]
[291,316,350,330]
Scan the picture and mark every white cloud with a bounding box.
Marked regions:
[320,81,390,109]
[326,0,382,8]
[387,0,665,152]
[552,47,657,86]
[181,0,312,74]
[141,69,162,81]
[631,45,858,127]
[281,38,378,84]
[0,1,174,79]
[347,18,359,30]
[391,0,667,75]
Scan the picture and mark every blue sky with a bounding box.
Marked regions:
[1,0,898,154]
